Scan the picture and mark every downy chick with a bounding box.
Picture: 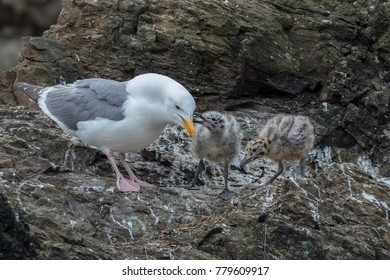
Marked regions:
[240,114,314,186]
[189,111,241,200]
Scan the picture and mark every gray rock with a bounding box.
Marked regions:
[0,0,387,168]
[0,0,62,71]
[1,105,389,259]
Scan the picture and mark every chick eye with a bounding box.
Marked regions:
[176,105,181,110]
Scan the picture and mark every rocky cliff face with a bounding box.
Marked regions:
[0,0,389,259]
[0,0,62,71]
[1,106,389,259]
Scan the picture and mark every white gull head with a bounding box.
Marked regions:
[125,73,196,138]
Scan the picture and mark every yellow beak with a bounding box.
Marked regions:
[180,116,196,138]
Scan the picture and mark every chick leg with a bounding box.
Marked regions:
[218,162,235,200]
[299,159,306,177]
[264,161,284,186]
[187,159,205,190]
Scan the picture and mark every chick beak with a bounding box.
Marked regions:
[180,116,196,138]
[193,115,204,124]
[239,156,251,169]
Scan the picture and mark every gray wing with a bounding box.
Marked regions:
[43,78,129,130]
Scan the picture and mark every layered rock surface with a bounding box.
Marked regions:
[1,105,389,259]
[0,0,61,71]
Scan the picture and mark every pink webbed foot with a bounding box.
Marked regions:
[132,177,154,188]
[108,152,140,192]
[116,174,141,193]
[118,153,155,188]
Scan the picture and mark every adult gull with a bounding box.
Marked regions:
[16,73,196,192]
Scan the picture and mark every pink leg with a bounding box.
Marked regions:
[107,152,140,192]
[119,153,155,188]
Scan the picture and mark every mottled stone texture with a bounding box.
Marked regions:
[0,0,62,71]
[0,0,389,259]
[0,106,389,260]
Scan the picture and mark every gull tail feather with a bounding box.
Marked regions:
[15,82,43,102]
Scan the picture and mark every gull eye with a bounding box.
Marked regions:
[176,105,181,110]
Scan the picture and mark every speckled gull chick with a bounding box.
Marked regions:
[188,111,241,200]
[16,73,196,192]
[240,114,314,186]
